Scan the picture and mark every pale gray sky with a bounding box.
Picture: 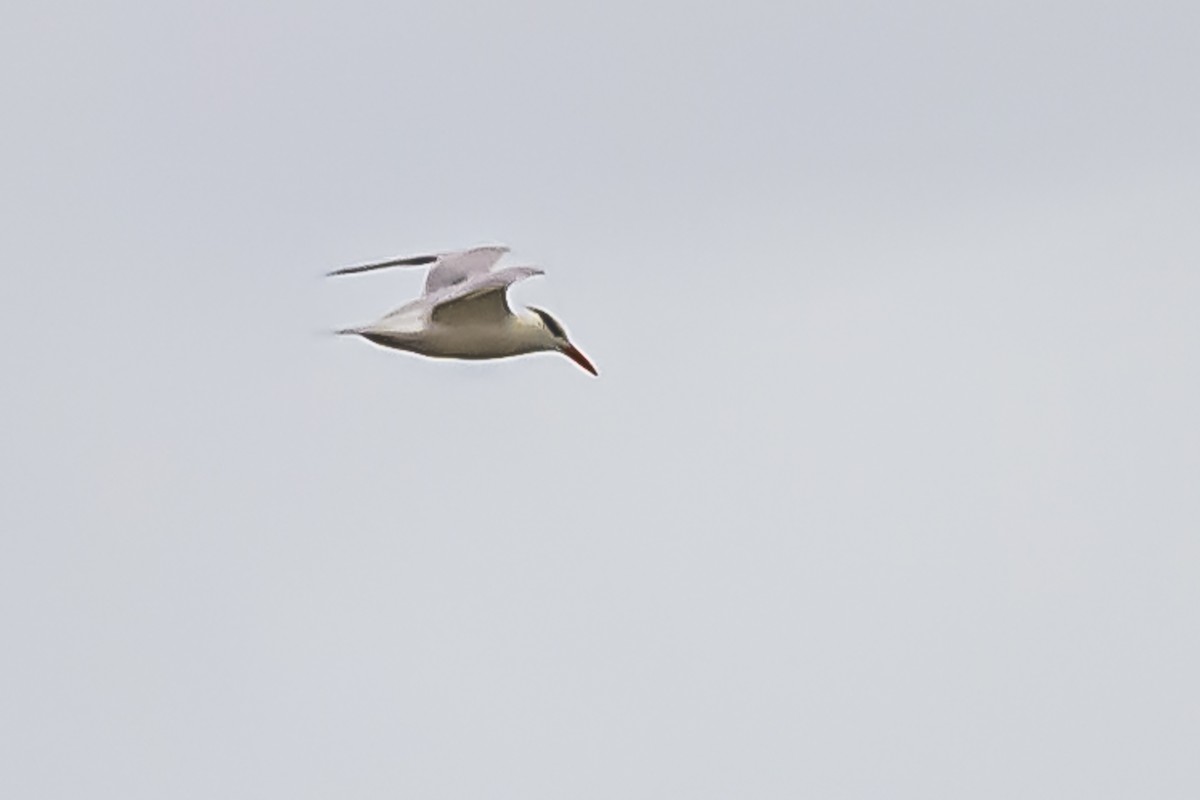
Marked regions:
[2,2,1198,797]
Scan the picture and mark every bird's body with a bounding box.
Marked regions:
[349,306,553,360]
[330,245,597,375]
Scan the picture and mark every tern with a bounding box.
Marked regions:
[329,245,597,375]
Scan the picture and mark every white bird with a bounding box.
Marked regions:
[329,245,597,376]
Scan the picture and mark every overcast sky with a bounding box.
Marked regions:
[2,2,1198,797]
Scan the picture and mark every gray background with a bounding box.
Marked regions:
[3,1,1198,797]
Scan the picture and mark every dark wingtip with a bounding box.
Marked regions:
[327,254,439,277]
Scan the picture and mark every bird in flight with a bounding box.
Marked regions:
[329,245,597,376]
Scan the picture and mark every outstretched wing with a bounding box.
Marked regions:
[428,266,544,326]
[327,245,510,294]
[422,246,511,293]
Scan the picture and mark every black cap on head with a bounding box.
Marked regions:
[529,307,567,339]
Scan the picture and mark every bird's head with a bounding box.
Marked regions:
[527,306,598,376]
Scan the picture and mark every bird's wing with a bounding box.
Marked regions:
[326,253,440,277]
[427,266,544,326]
[422,246,511,294]
[327,245,510,294]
